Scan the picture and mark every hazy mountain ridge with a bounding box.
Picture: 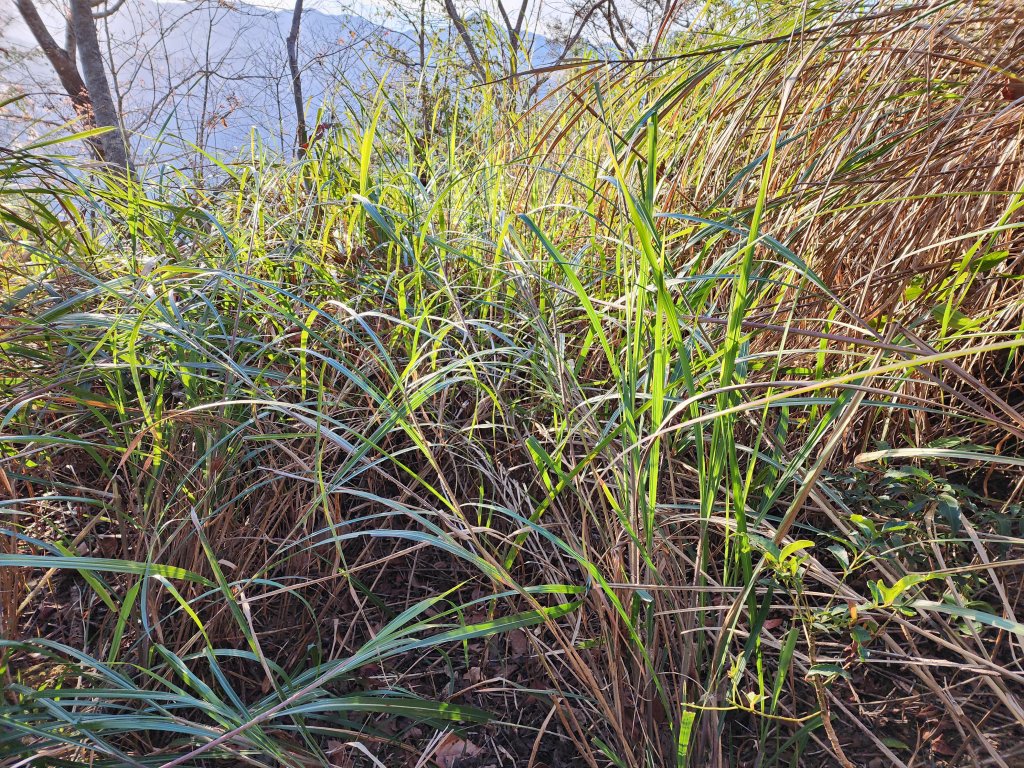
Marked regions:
[2,0,562,161]
[4,1,400,158]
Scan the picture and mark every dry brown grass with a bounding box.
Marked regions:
[2,2,1024,766]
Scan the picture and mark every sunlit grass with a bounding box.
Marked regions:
[3,2,1024,766]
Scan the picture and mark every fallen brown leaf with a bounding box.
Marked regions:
[434,731,484,768]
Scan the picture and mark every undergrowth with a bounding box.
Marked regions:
[2,1,1024,766]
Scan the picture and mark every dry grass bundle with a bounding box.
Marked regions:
[2,2,1024,766]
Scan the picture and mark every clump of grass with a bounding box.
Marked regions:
[3,2,1024,766]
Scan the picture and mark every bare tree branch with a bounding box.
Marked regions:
[91,0,128,20]
[495,1,520,55]
[15,0,90,119]
[440,0,487,82]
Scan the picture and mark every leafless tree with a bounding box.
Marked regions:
[6,0,664,170]
[14,0,133,170]
[550,0,692,58]
[13,0,96,150]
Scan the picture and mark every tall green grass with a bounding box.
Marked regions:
[3,1,1024,765]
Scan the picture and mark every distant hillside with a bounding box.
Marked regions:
[3,1,401,159]
[1,0,563,162]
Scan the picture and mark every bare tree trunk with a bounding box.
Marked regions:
[69,0,132,172]
[415,0,430,184]
[287,0,308,156]
[14,0,102,158]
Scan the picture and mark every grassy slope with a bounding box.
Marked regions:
[2,1,1024,766]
